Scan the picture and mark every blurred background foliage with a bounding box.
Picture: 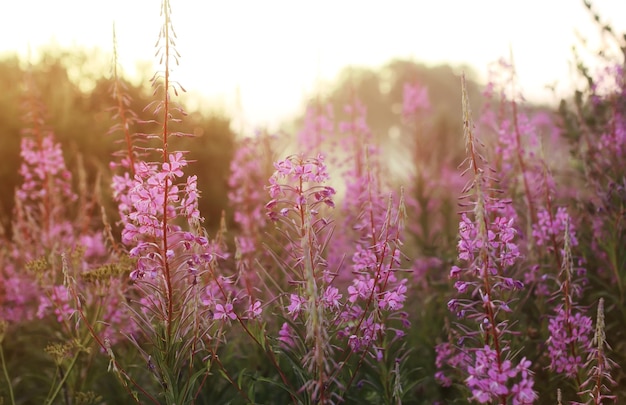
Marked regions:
[0,1,625,401]
[0,47,499,240]
[0,47,556,246]
[0,48,236,235]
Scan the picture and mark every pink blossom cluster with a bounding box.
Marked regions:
[439,75,537,403]
[0,270,37,322]
[297,103,334,153]
[330,99,386,277]
[265,152,338,399]
[449,211,522,305]
[597,114,626,162]
[7,109,111,326]
[450,215,532,391]
[466,346,536,404]
[492,113,541,177]
[115,151,212,283]
[266,153,335,221]
[434,341,471,387]
[227,135,270,254]
[267,152,408,359]
[15,134,77,251]
[199,274,262,323]
[546,307,593,377]
[17,135,76,205]
[544,215,593,381]
[36,285,74,323]
[265,153,335,279]
[286,288,342,319]
[334,99,409,351]
[402,82,430,119]
[337,100,371,141]
[532,207,578,249]
[121,152,192,245]
[227,134,279,298]
[446,206,525,329]
[340,245,408,351]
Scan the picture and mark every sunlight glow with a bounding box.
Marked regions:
[3,0,625,130]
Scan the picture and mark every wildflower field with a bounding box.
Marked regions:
[0,1,624,404]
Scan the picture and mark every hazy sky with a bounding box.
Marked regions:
[2,1,625,131]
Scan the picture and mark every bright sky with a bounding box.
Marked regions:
[2,1,625,132]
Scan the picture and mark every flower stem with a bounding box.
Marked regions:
[0,342,15,405]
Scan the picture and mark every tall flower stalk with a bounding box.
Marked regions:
[266,153,336,402]
[110,1,216,403]
[266,146,410,403]
[14,68,77,260]
[443,74,536,404]
[546,218,592,388]
[576,298,617,405]
[227,132,276,297]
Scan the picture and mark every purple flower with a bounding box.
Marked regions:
[287,294,306,319]
[297,103,334,152]
[278,322,295,348]
[435,341,471,387]
[37,285,74,323]
[465,346,534,404]
[380,282,407,310]
[247,301,262,319]
[402,82,430,119]
[323,286,342,309]
[442,76,536,403]
[214,303,237,321]
[532,207,578,248]
[162,152,186,178]
[546,306,593,377]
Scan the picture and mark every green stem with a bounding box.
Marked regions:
[0,343,15,405]
[45,340,87,405]
[607,239,624,300]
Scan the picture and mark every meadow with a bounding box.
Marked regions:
[0,1,624,404]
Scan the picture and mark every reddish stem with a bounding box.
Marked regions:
[160,0,174,340]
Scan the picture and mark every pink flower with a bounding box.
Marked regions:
[181,175,201,221]
[323,286,342,309]
[248,301,262,319]
[380,282,407,310]
[287,294,306,319]
[465,346,534,404]
[546,306,592,377]
[532,207,578,248]
[402,82,430,118]
[214,303,237,321]
[162,152,186,178]
[37,285,74,322]
[278,322,295,348]
[297,103,334,152]
[347,278,374,303]
[352,244,378,272]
